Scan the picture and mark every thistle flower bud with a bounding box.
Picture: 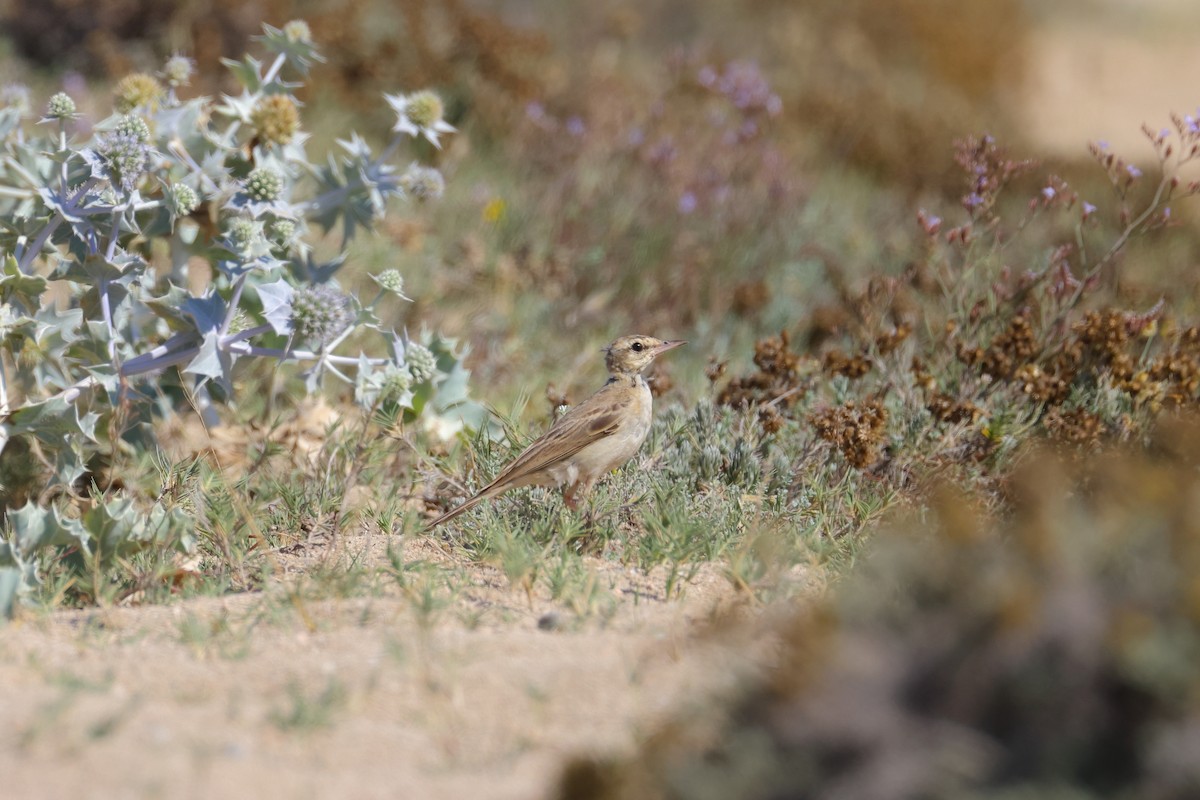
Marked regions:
[400,164,445,203]
[114,73,164,113]
[227,217,264,250]
[406,91,444,131]
[291,284,353,345]
[379,365,413,402]
[98,118,153,191]
[113,114,151,143]
[228,309,251,335]
[373,269,407,297]
[1,84,31,116]
[283,20,313,44]
[46,92,76,119]
[167,183,199,217]
[269,219,296,245]
[162,55,195,88]
[250,95,300,146]
[405,342,437,383]
[246,167,285,202]
[386,90,456,148]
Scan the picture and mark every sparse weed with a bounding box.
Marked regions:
[269,677,347,732]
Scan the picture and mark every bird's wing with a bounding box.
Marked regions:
[485,389,623,489]
[428,388,623,529]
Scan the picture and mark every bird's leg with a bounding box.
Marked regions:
[562,481,596,524]
[563,479,599,513]
[584,496,598,532]
[562,483,582,512]
[565,480,600,533]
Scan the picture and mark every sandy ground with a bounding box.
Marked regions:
[3,5,1196,799]
[0,534,785,799]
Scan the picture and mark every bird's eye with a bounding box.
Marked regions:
[631,341,645,352]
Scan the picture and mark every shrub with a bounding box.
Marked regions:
[714,122,1200,487]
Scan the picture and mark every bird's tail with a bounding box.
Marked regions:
[424,490,491,529]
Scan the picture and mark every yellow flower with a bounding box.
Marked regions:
[482,197,506,223]
[250,95,301,146]
[114,73,164,113]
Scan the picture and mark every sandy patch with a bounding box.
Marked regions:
[0,529,796,799]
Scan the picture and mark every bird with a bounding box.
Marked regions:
[426,335,685,528]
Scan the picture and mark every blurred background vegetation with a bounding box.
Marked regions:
[4,0,1192,393]
[2,1,1196,387]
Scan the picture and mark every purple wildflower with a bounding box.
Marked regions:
[525,102,547,122]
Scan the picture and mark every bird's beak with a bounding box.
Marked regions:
[654,340,687,355]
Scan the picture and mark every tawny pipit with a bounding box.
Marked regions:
[427,335,685,528]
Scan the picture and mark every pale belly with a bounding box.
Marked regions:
[546,384,653,488]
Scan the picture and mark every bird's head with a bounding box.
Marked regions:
[603,335,686,376]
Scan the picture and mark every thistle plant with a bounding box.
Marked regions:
[0,21,482,615]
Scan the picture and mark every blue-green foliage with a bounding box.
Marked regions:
[0,21,484,616]
[0,498,193,615]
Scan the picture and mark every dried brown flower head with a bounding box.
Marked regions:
[754,330,801,379]
[731,280,770,317]
[874,324,912,356]
[758,404,785,435]
[910,356,936,391]
[1014,362,1073,405]
[1074,310,1132,378]
[1042,407,1104,447]
[809,399,888,468]
[705,357,727,384]
[718,331,809,410]
[926,391,983,425]
[983,314,1038,379]
[822,348,871,379]
[647,369,674,398]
